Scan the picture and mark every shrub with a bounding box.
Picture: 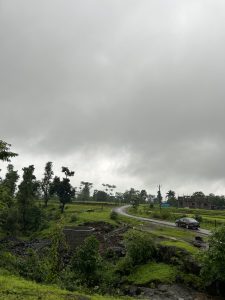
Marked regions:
[17,249,50,282]
[200,226,225,285]
[110,211,118,221]
[180,214,187,218]
[124,230,157,266]
[194,214,203,223]
[161,211,171,220]
[71,235,102,286]
[52,210,61,221]
[116,255,134,275]
[0,207,19,234]
[0,251,18,274]
[70,214,78,223]
[99,262,121,293]
[20,206,44,232]
[152,211,161,219]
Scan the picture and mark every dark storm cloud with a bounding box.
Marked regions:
[1,0,225,194]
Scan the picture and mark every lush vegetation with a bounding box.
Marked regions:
[127,262,177,285]
[1,139,225,298]
[0,269,128,300]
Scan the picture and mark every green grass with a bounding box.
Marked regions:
[153,226,196,240]
[127,262,177,285]
[0,269,129,300]
[160,240,199,255]
[36,203,118,238]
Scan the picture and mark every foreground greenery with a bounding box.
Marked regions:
[127,262,177,285]
[0,269,129,300]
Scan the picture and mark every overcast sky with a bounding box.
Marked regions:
[1,0,225,196]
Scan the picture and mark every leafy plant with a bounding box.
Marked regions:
[71,235,102,286]
[110,211,118,221]
[125,230,156,265]
[200,226,225,285]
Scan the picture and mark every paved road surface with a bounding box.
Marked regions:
[115,205,211,236]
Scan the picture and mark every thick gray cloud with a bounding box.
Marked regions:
[1,0,225,195]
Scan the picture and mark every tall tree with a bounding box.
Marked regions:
[3,164,19,196]
[140,189,148,203]
[93,190,108,202]
[51,167,75,212]
[79,181,93,201]
[61,166,75,178]
[0,184,18,234]
[41,162,54,207]
[192,191,205,198]
[102,183,116,197]
[17,165,39,230]
[0,140,18,162]
[166,190,177,206]
[123,188,141,208]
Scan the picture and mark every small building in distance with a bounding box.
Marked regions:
[178,195,216,210]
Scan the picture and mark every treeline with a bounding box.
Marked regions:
[166,190,225,209]
[0,161,152,233]
[0,140,152,235]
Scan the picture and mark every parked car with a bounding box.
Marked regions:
[175,217,200,229]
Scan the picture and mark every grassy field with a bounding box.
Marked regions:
[0,201,204,299]
[36,201,118,238]
[36,201,205,249]
[128,205,225,230]
[0,269,130,300]
[127,262,177,285]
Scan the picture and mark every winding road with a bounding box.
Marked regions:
[115,205,211,236]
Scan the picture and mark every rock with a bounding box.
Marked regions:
[159,284,170,292]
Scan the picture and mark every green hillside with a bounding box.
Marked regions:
[0,269,129,300]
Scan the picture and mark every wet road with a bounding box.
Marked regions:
[114,205,211,236]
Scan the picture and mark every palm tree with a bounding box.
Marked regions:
[166,190,175,200]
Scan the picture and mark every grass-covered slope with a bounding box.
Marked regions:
[0,270,128,300]
[127,262,177,285]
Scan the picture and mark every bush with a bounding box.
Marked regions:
[194,214,203,223]
[110,211,118,221]
[124,230,157,266]
[180,214,187,218]
[52,210,61,221]
[70,214,78,223]
[161,211,171,220]
[0,207,19,234]
[116,255,134,275]
[20,206,44,232]
[17,249,50,282]
[0,251,18,274]
[152,211,161,219]
[71,235,102,286]
[99,262,121,293]
[200,226,225,285]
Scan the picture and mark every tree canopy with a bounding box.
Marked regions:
[0,140,18,162]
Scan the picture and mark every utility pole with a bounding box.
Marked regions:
[157,184,162,213]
